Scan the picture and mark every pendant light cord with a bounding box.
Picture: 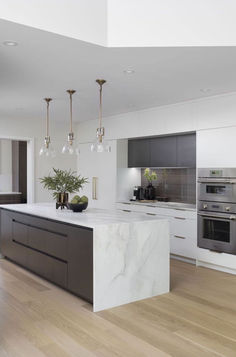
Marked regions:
[44,98,52,138]
[46,100,49,137]
[99,83,102,130]
[70,92,73,133]
[67,90,76,134]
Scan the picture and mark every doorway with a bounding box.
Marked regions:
[0,137,34,204]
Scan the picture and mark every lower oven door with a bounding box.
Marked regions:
[198,213,236,254]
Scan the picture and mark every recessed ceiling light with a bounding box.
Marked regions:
[3,41,18,46]
[123,69,135,75]
[200,88,211,93]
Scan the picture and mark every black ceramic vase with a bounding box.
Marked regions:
[144,183,155,200]
[56,192,69,209]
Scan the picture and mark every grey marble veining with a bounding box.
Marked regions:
[93,218,169,311]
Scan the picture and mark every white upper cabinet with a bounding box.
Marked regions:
[197,127,236,168]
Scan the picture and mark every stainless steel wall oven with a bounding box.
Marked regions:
[198,169,236,254]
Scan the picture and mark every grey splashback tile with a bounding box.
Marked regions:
[141,168,196,204]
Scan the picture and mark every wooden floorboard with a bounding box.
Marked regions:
[0,258,236,356]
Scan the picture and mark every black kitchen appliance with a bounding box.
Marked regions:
[133,186,144,200]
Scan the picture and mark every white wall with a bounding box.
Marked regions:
[0,0,107,46]
[77,92,236,143]
[108,0,236,47]
[0,117,77,202]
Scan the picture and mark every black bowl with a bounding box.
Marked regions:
[67,202,88,212]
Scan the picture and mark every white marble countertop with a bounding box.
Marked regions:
[0,203,167,229]
[117,200,196,211]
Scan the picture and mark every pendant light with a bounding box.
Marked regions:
[62,90,79,155]
[91,79,111,153]
[39,98,56,158]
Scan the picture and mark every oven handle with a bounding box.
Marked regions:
[198,213,236,220]
[198,179,236,184]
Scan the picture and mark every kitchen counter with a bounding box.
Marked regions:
[0,203,166,228]
[0,203,169,311]
[117,200,196,211]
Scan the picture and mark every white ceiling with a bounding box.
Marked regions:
[1,19,236,123]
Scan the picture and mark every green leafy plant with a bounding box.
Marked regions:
[144,168,157,184]
[40,168,88,199]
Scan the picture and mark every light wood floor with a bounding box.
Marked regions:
[0,259,236,357]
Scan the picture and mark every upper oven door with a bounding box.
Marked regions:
[198,180,236,202]
[198,212,236,254]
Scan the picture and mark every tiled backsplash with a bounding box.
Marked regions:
[141,168,196,204]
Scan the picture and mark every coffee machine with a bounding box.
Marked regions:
[132,186,144,201]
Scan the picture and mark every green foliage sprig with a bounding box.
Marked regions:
[40,168,88,199]
[144,168,157,183]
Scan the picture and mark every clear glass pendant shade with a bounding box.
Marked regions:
[61,141,79,155]
[91,136,111,153]
[39,143,56,158]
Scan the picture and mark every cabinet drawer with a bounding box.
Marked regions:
[28,226,67,261]
[170,233,196,259]
[10,241,28,266]
[12,221,28,245]
[170,216,197,237]
[27,248,67,288]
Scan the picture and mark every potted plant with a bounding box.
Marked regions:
[40,168,88,209]
[143,168,157,200]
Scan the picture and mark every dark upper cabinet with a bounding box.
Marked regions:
[150,136,177,167]
[176,134,196,167]
[128,133,196,168]
[128,138,150,167]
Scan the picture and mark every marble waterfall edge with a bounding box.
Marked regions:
[93,219,169,312]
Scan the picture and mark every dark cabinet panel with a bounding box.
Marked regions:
[176,134,196,167]
[28,226,67,261]
[128,139,150,168]
[150,136,177,167]
[27,248,67,288]
[12,221,28,245]
[10,241,28,267]
[0,209,93,303]
[0,210,13,257]
[128,133,196,168]
[68,227,93,303]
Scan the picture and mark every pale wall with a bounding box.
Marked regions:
[108,0,236,47]
[0,117,77,202]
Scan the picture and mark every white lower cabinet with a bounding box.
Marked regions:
[116,203,197,260]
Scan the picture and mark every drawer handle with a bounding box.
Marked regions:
[174,217,186,220]
[146,213,156,216]
[174,235,186,240]
[123,209,131,212]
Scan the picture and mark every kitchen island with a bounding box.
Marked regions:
[0,203,169,311]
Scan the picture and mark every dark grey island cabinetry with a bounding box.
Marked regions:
[0,208,93,303]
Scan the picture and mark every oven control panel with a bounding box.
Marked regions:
[198,201,236,214]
